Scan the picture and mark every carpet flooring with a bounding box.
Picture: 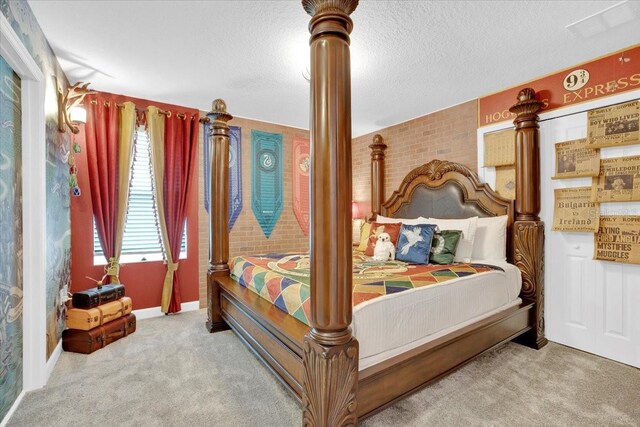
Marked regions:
[8,310,639,426]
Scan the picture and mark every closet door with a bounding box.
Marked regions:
[540,110,640,368]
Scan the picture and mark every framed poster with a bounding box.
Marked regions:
[591,155,640,202]
[495,165,516,200]
[594,216,640,265]
[552,187,599,232]
[587,100,639,148]
[552,138,599,179]
[483,128,515,167]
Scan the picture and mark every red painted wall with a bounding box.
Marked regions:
[70,92,200,310]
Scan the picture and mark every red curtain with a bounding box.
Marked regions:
[163,114,199,313]
[84,95,118,282]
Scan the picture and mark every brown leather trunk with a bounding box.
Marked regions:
[62,313,137,354]
[71,284,125,309]
[65,297,133,331]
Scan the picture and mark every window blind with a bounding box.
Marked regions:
[94,127,186,262]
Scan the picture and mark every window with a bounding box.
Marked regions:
[93,127,186,264]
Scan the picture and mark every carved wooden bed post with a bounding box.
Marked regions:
[509,88,548,350]
[302,0,360,425]
[369,134,387,220]
[206,99,233,333]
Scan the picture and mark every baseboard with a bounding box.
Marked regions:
[44,340,62,384]
[0,390,26,427]
[133,300,200,320]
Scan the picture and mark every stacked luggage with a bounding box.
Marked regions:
[62,284,137,354]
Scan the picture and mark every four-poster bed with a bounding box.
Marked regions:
[205,1,546,425]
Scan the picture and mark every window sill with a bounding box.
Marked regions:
[93,251,187,266]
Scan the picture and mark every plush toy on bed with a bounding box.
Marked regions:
[373,232,395,262]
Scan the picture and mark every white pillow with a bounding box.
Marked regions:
[426,217,478,263]
[472,216,508,261]
[376,214,431,226]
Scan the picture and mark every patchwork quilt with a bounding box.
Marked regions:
[230,251,504,326]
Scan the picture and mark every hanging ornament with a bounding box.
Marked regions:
[68,133,81,196]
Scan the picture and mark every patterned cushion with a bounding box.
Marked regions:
[430,230,463,264]
[396,224,437,264]
[357,222,371,252]
[365,222,402,256]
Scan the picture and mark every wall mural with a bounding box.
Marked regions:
[0,55,23,423]
[0,0,71,359]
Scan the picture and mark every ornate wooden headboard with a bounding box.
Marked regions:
[382,159,514,221]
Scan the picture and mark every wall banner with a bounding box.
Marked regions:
[552,187,599,232]
[478,45,640,127]
[587,100,639,148]
[594,216,640,265]
[552,138,600,179]
[228,126,243,230]
[252,130,283,238]
[591,155,640,202]
[292,136,310,236]
[483,128,515,167]
[203,124,243,231]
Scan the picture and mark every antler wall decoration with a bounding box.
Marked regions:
[56,77,95,134]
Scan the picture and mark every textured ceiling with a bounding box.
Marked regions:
[27,0,640,136]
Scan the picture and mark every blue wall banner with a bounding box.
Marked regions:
[228,126,242,230]
[251,130,283,238]
[203,123,242,231]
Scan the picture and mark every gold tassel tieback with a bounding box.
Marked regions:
[105,257,120,283]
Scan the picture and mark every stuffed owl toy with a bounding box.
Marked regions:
[373,232,395,262]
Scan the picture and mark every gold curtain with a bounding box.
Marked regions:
[107,101,136,283]
[146,107,175,313]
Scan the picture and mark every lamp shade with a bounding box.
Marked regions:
[69,106,87,124]
[352,201,361,219]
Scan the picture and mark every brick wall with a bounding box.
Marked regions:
[352,100,478,210]
[197,116,310,306]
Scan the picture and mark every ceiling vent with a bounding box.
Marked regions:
[566,0,639,38]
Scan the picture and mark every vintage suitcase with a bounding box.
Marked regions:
[62,313,137,354]
[65,297,133,331]
[71,284,125,309]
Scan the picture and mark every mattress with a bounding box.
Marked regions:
[229,252,521,369]
[356,259,521,369]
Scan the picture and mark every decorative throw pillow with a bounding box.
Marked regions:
[472,215,508,261]
[356,222,371,252]
[430,230,463,265]
[396,224,437,264]
[376,215,432,226]
[426,217,478,263]
[365,222,402,256]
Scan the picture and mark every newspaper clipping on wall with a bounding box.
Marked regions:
[483,128,515,167]
[591,155,640,202]
[552,187,599,232]
[495,165,516,200]
[552,138,600,179]
[587,100,639,148]
[594,216,640,265]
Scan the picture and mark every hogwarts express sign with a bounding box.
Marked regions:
[478,45,640,127]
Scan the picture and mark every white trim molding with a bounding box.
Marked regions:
[0,390,25,427]
[133,300,200,320]
[1,9,48,401]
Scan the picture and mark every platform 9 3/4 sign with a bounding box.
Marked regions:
[563,69,590,91]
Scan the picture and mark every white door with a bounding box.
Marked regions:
[540,106,640,368]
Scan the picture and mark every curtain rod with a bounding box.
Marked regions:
[89,99,195,120]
